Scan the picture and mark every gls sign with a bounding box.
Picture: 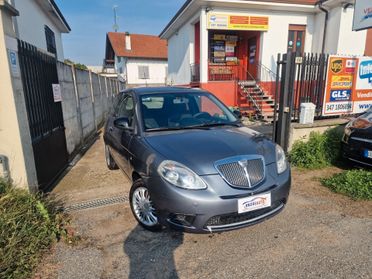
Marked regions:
[330,90,351,101]
[359,60,372,84]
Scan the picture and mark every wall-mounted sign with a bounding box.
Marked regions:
[208,13,269,31]
[353,0,372,31]
[8,50,19,76]
[52,84,62,102]
[322,56,372,116]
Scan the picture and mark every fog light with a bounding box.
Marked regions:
[170,214,195,227]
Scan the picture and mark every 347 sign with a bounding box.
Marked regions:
[322,56,372,116]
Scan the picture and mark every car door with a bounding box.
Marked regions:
[107,93,136,176]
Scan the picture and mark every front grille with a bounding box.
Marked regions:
[215,156,265,188]
[205,200,284,227]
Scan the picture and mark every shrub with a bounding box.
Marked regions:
[0,181,69,279]
[321,169,372,200]
[289,126,344,169]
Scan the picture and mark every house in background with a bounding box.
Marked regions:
[9,0,70,60]
[103,32,168,87]
[160,0,372,117]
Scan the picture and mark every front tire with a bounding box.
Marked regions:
[104,144,118,170]
[129,180,162,231]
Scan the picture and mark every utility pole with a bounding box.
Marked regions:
[113,5,119,32]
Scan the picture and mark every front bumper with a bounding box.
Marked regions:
[342,137,372,167]
[144,163,291,233]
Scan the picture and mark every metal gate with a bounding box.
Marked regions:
[272,52,329,152]
[18,40,68,190]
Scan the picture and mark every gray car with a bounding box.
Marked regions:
[103,87,291,233]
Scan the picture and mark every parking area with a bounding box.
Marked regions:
[41,135,372,279]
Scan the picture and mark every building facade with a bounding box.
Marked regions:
[104,32,168,87]
[10,0,70,60]
[160,0,372,113]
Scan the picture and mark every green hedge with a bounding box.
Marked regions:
[0,179,68,279]
[289,127,344,169]
[322,169,372,200]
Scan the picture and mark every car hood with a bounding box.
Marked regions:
[144,127,276,175]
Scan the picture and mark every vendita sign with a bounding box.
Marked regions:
[322,56,372,116]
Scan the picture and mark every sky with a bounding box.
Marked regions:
[55,0,185,66]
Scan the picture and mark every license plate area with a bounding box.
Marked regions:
[238,193,271,214]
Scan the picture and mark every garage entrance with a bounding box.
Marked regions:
[17,40,68,190]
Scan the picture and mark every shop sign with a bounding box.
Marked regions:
[208,13,268,31]
[352,0,372,31]
[322,56,372,116]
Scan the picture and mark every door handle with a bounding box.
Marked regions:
[109,126,114,132]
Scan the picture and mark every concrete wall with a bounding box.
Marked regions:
[57,62,121,157]
[12,0,65,60]
[288,118,349,151]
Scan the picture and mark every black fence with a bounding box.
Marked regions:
[18,40,68,190]
[273,52,329,151]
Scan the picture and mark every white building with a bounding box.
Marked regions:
[10,0,70,60]
[160,0,372,109]
[103,32,168,87]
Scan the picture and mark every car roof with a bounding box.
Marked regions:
[122,86,206,95]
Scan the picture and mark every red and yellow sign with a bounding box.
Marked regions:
[208,13,269,31]
[322,56,372,116]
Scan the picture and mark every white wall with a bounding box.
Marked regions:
[167,11,200,85]
[13,0,65,60]
[323,6,341,54]
[336,7,367,55]
[126,58,168,85]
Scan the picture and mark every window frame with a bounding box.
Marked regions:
[44,25,57,57]
[138,65,150,80]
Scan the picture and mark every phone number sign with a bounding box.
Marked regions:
[322,56,372,116]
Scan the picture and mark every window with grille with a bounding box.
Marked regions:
[138,65,150,79]
[45,25,57,56]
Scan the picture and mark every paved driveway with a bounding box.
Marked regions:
[45,135,372,279]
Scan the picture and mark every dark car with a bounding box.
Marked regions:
[103,87,291,233]
[342,107,372,167]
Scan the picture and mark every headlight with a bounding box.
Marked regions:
[157,160,207,190]
[276,145,287,174]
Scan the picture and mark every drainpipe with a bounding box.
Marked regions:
[316,0,329,54]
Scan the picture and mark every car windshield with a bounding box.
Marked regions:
[140,92,238,131]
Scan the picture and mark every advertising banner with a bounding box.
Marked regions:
[322,56,372,116]
[208,13,268,31]
[352,0,372,31]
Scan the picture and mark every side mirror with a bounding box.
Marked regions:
[114,117,132,130]
[233,109,242,119]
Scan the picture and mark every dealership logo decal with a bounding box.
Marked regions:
[330,59,343,74]
[242,197,267,208]
[359,60,372,83]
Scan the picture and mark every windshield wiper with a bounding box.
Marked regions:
[146,126,210,132]
[188,122,241,128]
[146,122,241,132]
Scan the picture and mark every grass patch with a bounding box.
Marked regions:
[321,169,372,200]
[289,126,344,169]
[0,179,71,279]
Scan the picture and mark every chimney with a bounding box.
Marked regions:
[125,32,131,51]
